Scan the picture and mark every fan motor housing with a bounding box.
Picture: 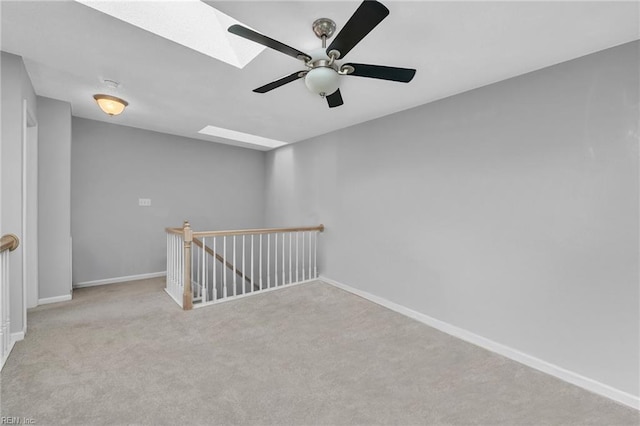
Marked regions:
[307,48,338,71]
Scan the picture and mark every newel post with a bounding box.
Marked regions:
[182,220,193,310]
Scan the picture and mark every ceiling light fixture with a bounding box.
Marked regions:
[305,65,340,97]
[303,24,341,98]
[93,94,129,116]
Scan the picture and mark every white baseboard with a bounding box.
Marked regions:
[1,332,24,371]
[74,271,166,289]
[38,294,72,305]
[319,276,640,411]
[163,288,183,308]
[11,331,24,342]
[1,340,16,371]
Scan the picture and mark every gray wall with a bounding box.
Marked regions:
[264,41,639,397]
[71,118,265,284]
[1,52,37,333]
[37,96,72,300]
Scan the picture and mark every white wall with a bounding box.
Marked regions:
[264,41,639,397]
[71,118,266,285]
[37,96,72,301]
[1,52,37,333]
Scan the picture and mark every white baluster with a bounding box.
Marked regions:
[308,231,312,280]
[302,232,306,281]
[223,236,227,299]
[213,237,217,301]
[194,244,197,300]
[314,231,318,278]
[172,234,175,293]
[274,233,278,287]
[233,235,237,297]
[296,231,299,283]
[5,251,9,358]
[178,235,182,298]
[202,237,207,302]
[250,235,254,293]
[259,234,263,290]
[192,244,196,300]
[169,234,173,294]
[288,232,292,285]
[1,251,6,360]
[267,234,271,289]
[282,233,285,285]
[181,235,184,296]
[242,235,246,294]
[166,233,170,293]
[174,235,178,296]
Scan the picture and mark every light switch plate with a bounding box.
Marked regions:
[139,198,151,207]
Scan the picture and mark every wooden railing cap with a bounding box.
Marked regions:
[0,234,20,253]
[192,225,325,238]
[166,223,324,238]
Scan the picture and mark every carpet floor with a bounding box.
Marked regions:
[1,278,638,425]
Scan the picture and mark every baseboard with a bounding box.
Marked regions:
[0,339,16,371]
[163,288,183,308]
[319,276,640,411]
[11,331,24,343]
[38,294,72,305]
[74,271,166,288]
[1,331,25,371]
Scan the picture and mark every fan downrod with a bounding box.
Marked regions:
[312,18,336,48]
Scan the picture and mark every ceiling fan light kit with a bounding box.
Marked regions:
[305,66,340,97]
[228,0,416,108]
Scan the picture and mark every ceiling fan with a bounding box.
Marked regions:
[228,0,416,108]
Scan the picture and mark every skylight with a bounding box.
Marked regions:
[75,0,264,68]
[198,125,287,149]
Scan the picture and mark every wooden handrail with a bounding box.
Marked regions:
[166,225,324,238]
[165,227,183,235]
[192,237,256,290]
[192,224,324,238]
[0,234,19,253]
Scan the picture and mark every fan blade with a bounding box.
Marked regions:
[344,63,416,83]
[253,71,306,93]
[326,89,344,108]
[326,0,389,60]
[229,25,311,61]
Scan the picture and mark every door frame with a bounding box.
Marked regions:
[22,99,38,333]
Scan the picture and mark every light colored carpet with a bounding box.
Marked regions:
[1,278,638,425]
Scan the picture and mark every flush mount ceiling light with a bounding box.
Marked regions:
[93,94,129,116]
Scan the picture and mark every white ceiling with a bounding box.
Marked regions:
[2,1,638,151]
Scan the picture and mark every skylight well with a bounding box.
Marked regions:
[198,125,287,149]
[75,0,264,68]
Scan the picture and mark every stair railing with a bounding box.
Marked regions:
[165,221,324,310]
[1,234,19,370]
